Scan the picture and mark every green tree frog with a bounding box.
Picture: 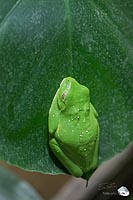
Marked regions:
[48,77,99,179]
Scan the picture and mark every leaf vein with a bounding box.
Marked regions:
[0,0,22,32]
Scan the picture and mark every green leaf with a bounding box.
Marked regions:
[0,166,43,200]
[0,0,132,174]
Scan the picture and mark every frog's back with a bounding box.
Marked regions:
[55,107,99,172]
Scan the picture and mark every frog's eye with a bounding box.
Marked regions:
[57,91,67,110]
[62,91,67,101]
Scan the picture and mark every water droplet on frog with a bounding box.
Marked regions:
[86,130,89,133]
[68,119,71,122]
[84,148,87,151]
[77,116,80,119]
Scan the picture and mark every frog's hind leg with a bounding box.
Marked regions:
[49,138,83,177]
[90,129,100,170]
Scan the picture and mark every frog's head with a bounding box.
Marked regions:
[57,77,90,111]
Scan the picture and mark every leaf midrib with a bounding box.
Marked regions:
[64,0,73,67]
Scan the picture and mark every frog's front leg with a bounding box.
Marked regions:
[49,138,83,177]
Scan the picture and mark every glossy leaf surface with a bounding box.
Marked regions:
[0,0,132,174]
